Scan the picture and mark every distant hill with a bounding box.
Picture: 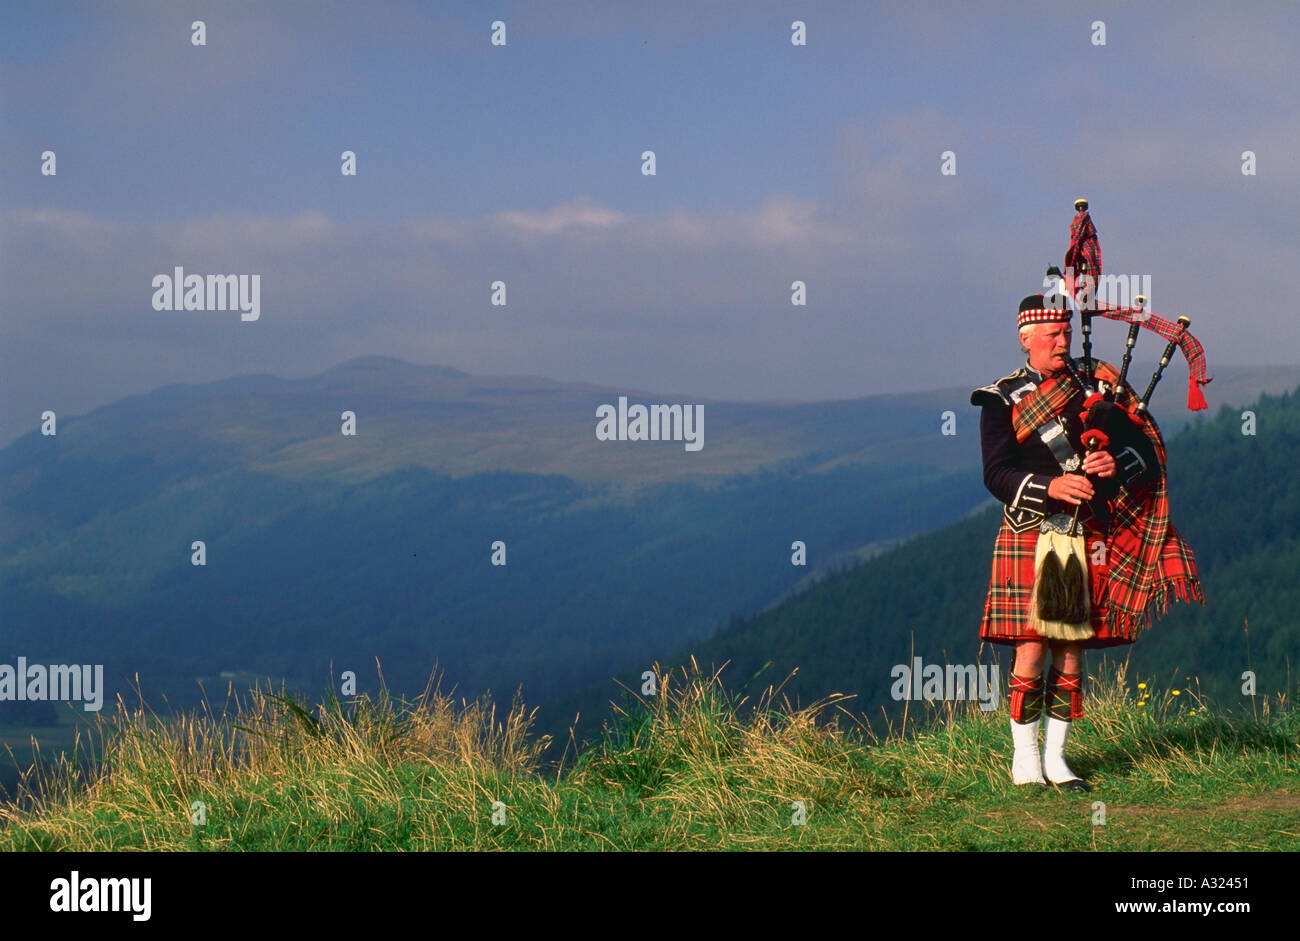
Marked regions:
[0,355,1293,736]
[0,353,980,491]
[0,356,990,717]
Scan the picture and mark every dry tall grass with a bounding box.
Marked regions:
[1,656,1295,851]
[0,665,549,850]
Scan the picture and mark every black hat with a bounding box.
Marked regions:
[1017,293,1072,328]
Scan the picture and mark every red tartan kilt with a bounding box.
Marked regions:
[979,516,1136,648]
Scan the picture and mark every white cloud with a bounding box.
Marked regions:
[493,196,627,237]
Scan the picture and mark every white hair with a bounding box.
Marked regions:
[1018,323,1037,353]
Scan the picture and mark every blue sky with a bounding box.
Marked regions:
[2,0,1297,446]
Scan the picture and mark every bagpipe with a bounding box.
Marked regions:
[1029,198,1212,641]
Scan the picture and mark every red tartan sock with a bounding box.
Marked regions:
[1009,673,1044,723]
[1047,668,1084,720]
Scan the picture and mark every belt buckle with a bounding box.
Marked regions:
[1040,512,1074,535]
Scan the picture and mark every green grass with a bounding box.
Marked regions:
[1,660,1297,851]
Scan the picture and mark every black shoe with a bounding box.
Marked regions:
[1050,777,1090,792]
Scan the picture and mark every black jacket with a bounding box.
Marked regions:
[970,358,1160,533]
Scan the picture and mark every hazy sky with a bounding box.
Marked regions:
[2,0,1297,447]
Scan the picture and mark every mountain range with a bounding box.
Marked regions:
[1,355,1295,755]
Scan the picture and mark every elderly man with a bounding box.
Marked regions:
[970,293,1182,791]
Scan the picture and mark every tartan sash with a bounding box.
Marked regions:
[1010,373,1077,446]
[1008,360,1205,638]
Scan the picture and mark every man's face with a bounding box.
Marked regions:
[1026,321,1071,375]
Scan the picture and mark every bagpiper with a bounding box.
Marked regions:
[970,285,1207,791]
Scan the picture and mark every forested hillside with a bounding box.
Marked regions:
[540,388,1300,751]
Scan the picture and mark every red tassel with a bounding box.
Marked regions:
[1188,378,1208,411]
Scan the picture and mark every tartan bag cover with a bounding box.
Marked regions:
[1007,359,1206,639]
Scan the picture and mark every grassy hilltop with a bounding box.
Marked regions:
[2,661,1296,851]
